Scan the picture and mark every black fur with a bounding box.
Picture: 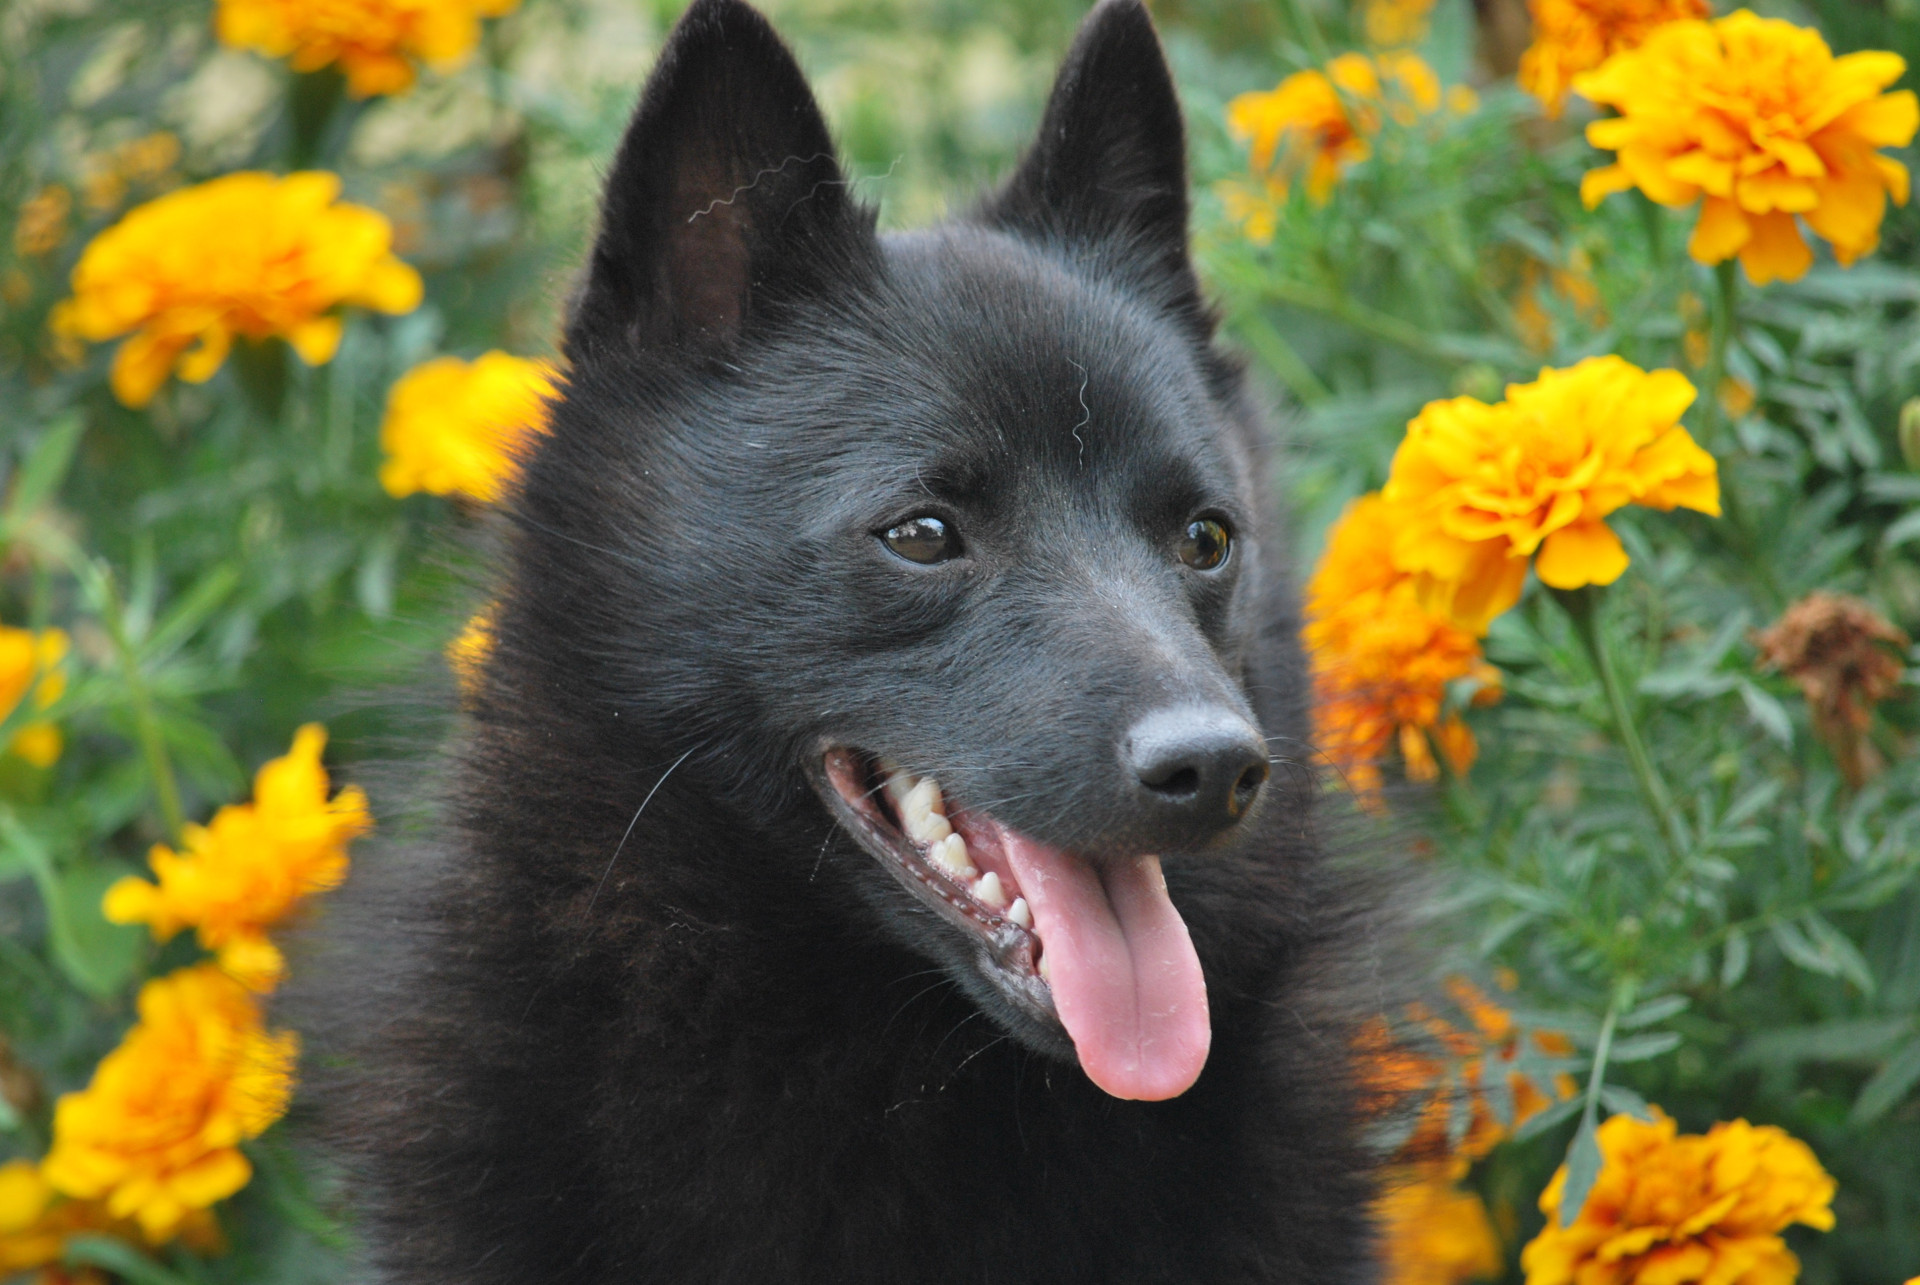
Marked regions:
[304,2,1389,1278]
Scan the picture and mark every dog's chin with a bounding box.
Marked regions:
[808,746,1214,1102]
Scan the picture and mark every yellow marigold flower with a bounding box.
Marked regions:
[1521,1111,1836,1285]
[1577,11,1920,285]
[379,351,557,504]
[105,724,370,991]
[51,172,422,409]
[1226,52,1443,205]
[0,625,69,769]
[1376,1161,1503,1285]
[1306,494,1502,797]
[41,965,297,1242]
[1363,0,1437,49]
[216,0,521,97]
[1381,356,1719,634]
[0,1159,219,1276]
[1519,0,1710,118]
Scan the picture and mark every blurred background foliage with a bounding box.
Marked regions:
[3,0,1920,1282]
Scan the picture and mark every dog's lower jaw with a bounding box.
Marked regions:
[813,746,1213,1102]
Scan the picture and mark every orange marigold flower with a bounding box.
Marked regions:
[1306,494,1501,797]
[1226,52,1443,205]
[105,725,370,991]
[0,624,70,769]
[1577,11,1920,285]
[1363,0,1438,49]
[40,966,297,1242]
[1381,356,1719,634]
[50,172,422,408]
[1519,0,1710,119]
[1521,1111,1836,1285]
[1376,1161,1504,1285]
[215,0,521,98]
[379,352,557,503]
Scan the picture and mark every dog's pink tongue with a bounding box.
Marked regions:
[1000,831,1210,1101]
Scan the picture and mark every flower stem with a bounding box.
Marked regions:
[85,561,185,842]
[1258,277,1464,368]
[1551,585,1687,868]
[1699,259,1739,446]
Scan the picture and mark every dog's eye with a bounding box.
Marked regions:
[1179,518,1231,571]
[881,516,960,565]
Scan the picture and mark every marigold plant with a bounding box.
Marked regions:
[1521,1112,1836,1285]
[215,0,522,98]
[1305,494,1500,796]
[50,172,422,408]
[0,624,68,768]
[1381,356,1720,633]
[39,966,297,1242]
[378,351,558,503]
[104,724,371,991]
[1518,0,1710,118]
[1577,10,1920,284]
[1225,52,1442,208]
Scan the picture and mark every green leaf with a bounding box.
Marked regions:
[1771,915,1876,992]
[1736,1018,1913,1067]
[2,413,86,535]
[4,813,144,999]
[1559,1110,1604,1226]
[1598,1084,1657,1122]
[1851,1037,1920,1125]
[1736,680,1793,747]
[1619,994,1689,1029]
[1605,1032,1682,1063]
[63,1235,201,1285]
[1722,928,1750,987]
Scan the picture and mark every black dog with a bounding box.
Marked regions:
[310,0,1387,1278]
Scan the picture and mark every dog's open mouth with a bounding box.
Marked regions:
[818,748,1211,1101]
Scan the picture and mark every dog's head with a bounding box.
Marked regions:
[530,0,1295,1102]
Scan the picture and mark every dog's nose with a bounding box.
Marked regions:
[1124,705,1269,842]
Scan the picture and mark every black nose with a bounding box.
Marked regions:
[1124,705,1269,842]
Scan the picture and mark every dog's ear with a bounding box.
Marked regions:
[979,0,1201,322]
[565,0,873,359]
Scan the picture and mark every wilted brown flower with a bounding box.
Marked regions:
[1755,591,1909,787]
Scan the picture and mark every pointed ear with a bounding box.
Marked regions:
[979,0,1201,321]
[565,0,874,359]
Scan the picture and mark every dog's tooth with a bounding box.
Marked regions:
[974,871,1008,909]
[878,763,913,806]
[1008,897,1031,929]
[1038,952,1052,983]
[918,813,953,845]
[902,779,945,834]
[932,833,975,880]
